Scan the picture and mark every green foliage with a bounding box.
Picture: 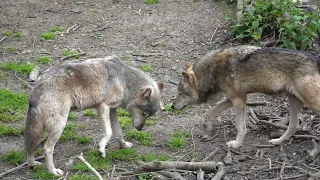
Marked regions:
[76,136,92,144]
[12,32,22,39]
[0,123,24,136]
[140,65,153,72]
[6,47,18,53]
[117,108,131,117]
[83,109,97,117]
[69,174,99,180]
[68,112,77,120]
[0,61,35,75]
[2,30,12,36]
[169,130,191,150]
[0,89,28,122]
[62,50,80,58]
[229,0,320,50]
[145,0,160,5]
[41,32,55,40]
[126,129,153,146]
[59,123,78,142]
[119,116,132,129]
[165,104,187,114]
[88,8,98,13]
[1,150,24,165]
[50,26,65,32]
[138,173,152,180]
[37,56,53,64]
[73,150,109,171]
[33,166,58,179]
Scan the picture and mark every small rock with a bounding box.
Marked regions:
[29,66,40,82]
[223,151,232,165]
[171,66,177,71]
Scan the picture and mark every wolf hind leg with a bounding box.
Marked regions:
[44,116,68,176]
[269,95,302,145]
[226,96,247,149]
[96,103,112,158]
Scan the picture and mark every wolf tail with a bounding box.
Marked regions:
[25,98,43,162]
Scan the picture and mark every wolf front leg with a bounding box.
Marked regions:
[269,95,302,145]
[96,103,112,158]
[226,96,247,149]
[203,98,233,140]
[110,108,132,149]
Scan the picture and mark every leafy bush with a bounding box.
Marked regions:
[229,0,320,50]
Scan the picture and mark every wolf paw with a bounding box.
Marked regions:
[124,141,133,148]
[226,140,242,149]
[49,168,64,176]
[268,138,283,145]
[99,148,106,158]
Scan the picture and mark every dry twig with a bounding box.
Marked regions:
[76,152,103,180]
[202,147,220,161]
[66,24,77,33]
[0,36,7,43]
[211,162,226,180]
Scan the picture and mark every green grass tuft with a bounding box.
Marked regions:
[165,104,188,114]
[88,8,98,13]
[83,109,97,117]
[33,166,59,179]
[62,50,80,58]
[145,0,160,5]
[73,150,110,171]
[50,26,65,32]
[69,174,99,180]
[59,123,78,142]
[37,56,53,64]
[117,108,131,117]
[0,89,28,122]
[169,130,191,150]
[0,123,24,136]
[2,30,12,36]
[6,47,18,53]
[12,32,22,39]
[119,116,131,129]
[41,32,55,40]
[0,61,35,75]
[1,151,24,165]
[76,136,92,144]
[68,112,77,120]
[140,65,153,72]
[126,129,153,146]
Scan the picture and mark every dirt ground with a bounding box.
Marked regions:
[1,0,320,179]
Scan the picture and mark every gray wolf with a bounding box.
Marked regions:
[172,45,320,149]
[25,56,164,176]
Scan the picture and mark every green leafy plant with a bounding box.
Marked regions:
[83,109,97,117]
[41,32,55,40]
[140,65,153,72]
[12,32,22,39]
[145,0,160,5]
[0,89,28,122]
[0,61,35,75]
[0,123,24,136]
[2,30,12,36]
[1,150,24,165]
[126,129,153,146]
[229,0,320,50]
[68,112,77,120]
[169,130,191,150]
[37,56,53,64]
[76,136,92,144]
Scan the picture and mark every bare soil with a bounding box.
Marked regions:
[0,0,319,180]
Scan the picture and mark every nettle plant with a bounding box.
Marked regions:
[229,0,320,50]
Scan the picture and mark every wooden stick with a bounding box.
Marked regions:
[211,162,226,180]
[202,147,220,161]
[0,36,7,43]
[197,169,204,180]
[158,171,185,180]
[60,52,86,61]
[66,24,77,33]
[76,152,103,180]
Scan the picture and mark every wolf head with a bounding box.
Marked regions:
[126,82,164,131]
[172,62,199,110]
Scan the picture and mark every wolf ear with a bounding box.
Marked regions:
[184,62,192,70]
[158,82,164,92]
[140,88,152,99]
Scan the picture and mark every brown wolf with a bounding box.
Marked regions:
[25,56,164,176]
[172,45,320,149]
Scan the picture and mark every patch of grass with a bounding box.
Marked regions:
[83,109,97,117]
[159,41,167,47]
[37,56,53,64]
[106,148,140,161]
[140,65,153,72]
[88,8,98,13]
[2,30,12,36]
[119,116,131,129]
[62,50,80,58]
[164,104,187,114]
[6,47,18,53]
[0,73,6,80]
[76,136,92,144]
[0,89,28,122]
[145,0,160,5]
[117,108,131,117]
[169,130,191,150]
[0,123,24,136]
[41,32,55,40]
[145,119,155,126]
[73,150,110,171]
[59,123,78,142]
[126,129,153,146]
[141,153,169,162]
[50,26,65,32]
[68,112,77,120]
[69,174,99,180]
[33,166,58,179]
[12,32,22,39]
[1,150,24,165]
[35,148,43,156]
[0,61,35,75]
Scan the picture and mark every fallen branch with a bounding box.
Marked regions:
[246,101,268,106]
[0,36,7,43]
[158,171,185,180]
[265,174,308,180]
[66,24,77,33]
[0,155,45,178]
[135,58,148,63]
[136,160,220,173]
[220,145,254,160]
[211,162,226,180]
[252,144,276,148]
[76,152,103,180]
[132,53,162,57]
[293,135,320,141]
[258,120,308,132]
[89,24,111,33]
[168,79,178,85]
[151,39,166,47]
[60,51,86,61]
[209,26,218,44]
[202,147,220,161]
